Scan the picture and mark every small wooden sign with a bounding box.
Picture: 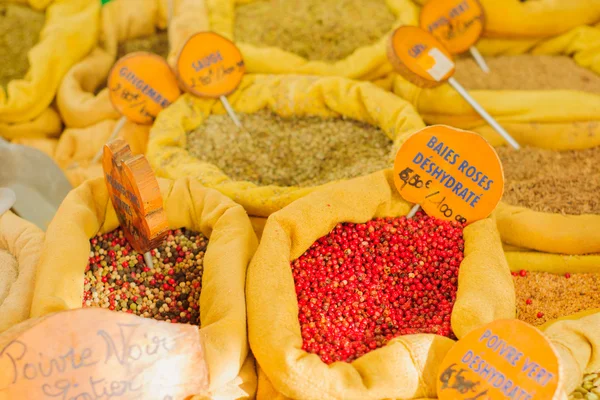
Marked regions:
[387,26,455,88]
[176,31,245,98]
[437,319,561,400]
[420,0,485,54]
[107,52,182,125]
[0,308,208,400]
[102,138,168,254]
[393,125,503,224]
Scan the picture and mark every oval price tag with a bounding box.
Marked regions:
[107,52,181,125]
[176,31,245,98]
[420,0,485,54]
[387,26,455,88]
[437,319,561,400]
[393,125,503,224]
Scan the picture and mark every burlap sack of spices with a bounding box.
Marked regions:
[12,120,149,187]
[0,211,44,333]
[0,0,98,138]
[57,0,208,128]
[385,25,600,150]
[30,177,258,399]
[247,170,514,400]
[205,0,419,80]
[147,74,425,218]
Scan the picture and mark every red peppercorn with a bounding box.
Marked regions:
[526,299,532,305]
[537,312,544,318]
[519,270,527,277]
[565,273,571,279]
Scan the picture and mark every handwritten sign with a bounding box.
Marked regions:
[102,138,168,253]
[437,319,561,400]
[107,52,181,125]
[176,31,245,98]
[420,0,485,54]
[393,125,503,224]
[0,308,208,399]
[387,26,455,88]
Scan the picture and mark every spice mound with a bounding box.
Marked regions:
[83,227,207,325]
[513,270,600,327]
[186,111,393,187]
[117,30,170,60]
[292,213,464,364]
[570,372,600,400]
[454,55,600,93]
[497,146,600,215]
[234,0,396,62]
[0,4,45,88]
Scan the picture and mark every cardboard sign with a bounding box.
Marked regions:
[102,138,168,254]
[0,308,208,400]
[421,0,485,54]
[176,31,245,98]
[437,319,561,400]
[107,52,181,125]
[393,125,503,224]
[387,26,455,88]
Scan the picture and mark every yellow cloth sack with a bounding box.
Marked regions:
[247,170,515,400]
[0,211,44,333]
[31,177,258,398]
[57,0,209,128]
[503,244,600,275]
[0,107,62,140]
[387,25,600,150]
[147,74,426,218]
[206,0,419,80]
[0,0,98,130]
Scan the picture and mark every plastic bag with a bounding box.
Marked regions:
[147,74,425,218]
[0,0,98,131]
[57,0,209,128]
[30,177,258,398]
[0,211,44,333]
[247,170,514,399]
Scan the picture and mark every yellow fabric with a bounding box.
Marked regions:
[543,312,600,395]
[147,74,426,218]
[0,211,44,333]
[12,119,149,187]
[0,0,99,128]
[57,0,209,128]
[206,0,419,79]
[247,170,514,400]
[389,25,600,150]
[494,202,600,256]
[31,177,258,398]
[505,251,600,275]
[0,107,62,140]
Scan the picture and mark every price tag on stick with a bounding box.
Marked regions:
[90,52,182,164]
[437,319,561,400]
[102,138,169,268]
[0,308,209,399]
[421,0,490,73]
[394,125,504,224]
[177,31,246,128]
[387,26,519,149]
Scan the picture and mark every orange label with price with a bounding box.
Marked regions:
[107,52,182,125]
[387,26,455,88]
[437,319,561,400]
[420,0,485,54]
[176,31,245,98]
[393,125,503,224]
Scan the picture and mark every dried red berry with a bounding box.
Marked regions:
[519,270,527,277]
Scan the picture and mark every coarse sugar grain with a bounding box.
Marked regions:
[0,4,45,89]
[234,0,396,62]
[513,270,600,327]
[496,146,600,215]
[186,110,394,187]
[116,30,170,60]
[454,55,600,93]
[83,227,207,326]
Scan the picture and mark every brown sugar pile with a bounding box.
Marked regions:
[496,146,600,215]
[514,271,600,326]
[117,30,170,60]
[454,55,600,93]
[234,0,396,62]
[0,4,45,88]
